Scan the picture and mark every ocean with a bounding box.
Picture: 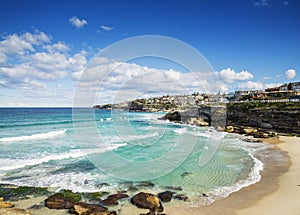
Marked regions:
[0,108,272,205]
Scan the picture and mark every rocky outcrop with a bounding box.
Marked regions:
[45,193,78,209]
[131,192,164,213]
[226,103,300,135]
[162,103,300,136]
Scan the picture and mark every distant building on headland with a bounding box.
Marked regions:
[229,82,300,102]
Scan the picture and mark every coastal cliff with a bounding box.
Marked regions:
[162,102,300,136]
[94,97,300,136]
[226,102,300,135]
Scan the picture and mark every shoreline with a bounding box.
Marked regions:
[1,136,298,214]
[162,136,298,215]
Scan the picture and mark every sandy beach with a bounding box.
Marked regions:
[159,136,299,215]
[237,136,300,215]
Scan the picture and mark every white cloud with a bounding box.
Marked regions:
[0,31,87,90]
[238,81,264,90]
[44,41,69,53]
[73,58,226,105]
[218,68,254,83]
[237,81,284,91]
[285,69,296,79]
[253,0,269,7]
[0,31,51,63]
[100,25,114,31]
[69,16,87,29]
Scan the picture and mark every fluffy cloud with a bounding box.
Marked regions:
[0,31,50,57]
[100,25,114,31]
[285,69,296,79]
[69,16,88,29]
[44,41,69,53]
[238,81,264,90]
[218,68,254,83]
[0,31,87,90]
[73,58,227,105]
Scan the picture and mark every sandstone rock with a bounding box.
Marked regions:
[70,202,108,215]
[131,192,164,213]
[45,193,78,209]
[187,117,209,126]
[242,127,258,135]
[0,199,14,208]
[158,191,174,202]
[0,208,31,215]
[225,126,234,133]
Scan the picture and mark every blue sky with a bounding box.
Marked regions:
[0,0,299,106]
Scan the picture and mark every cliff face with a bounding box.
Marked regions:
[226,106,300,134]
[162,102,300,135]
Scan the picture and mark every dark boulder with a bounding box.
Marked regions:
[161,111,181,122]
[158,191,174,202]
[101,193,129,206]
[131,192,164,213]
[101,198,119,206]
[107,193,129,200]
[45,193,78,209]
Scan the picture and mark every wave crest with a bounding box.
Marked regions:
[0,129,67,142]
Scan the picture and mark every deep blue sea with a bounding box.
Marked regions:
[0,108,271,204]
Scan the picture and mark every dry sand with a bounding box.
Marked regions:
[237,136,300,215]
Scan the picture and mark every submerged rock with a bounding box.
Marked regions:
[174,194,189,201]
[131,192,164,213]
[137,181,155,187]
[163,186,183,191]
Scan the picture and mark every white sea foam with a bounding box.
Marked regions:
[124,132,160,141]
[173,127,187,134]
[0,129,67,142]
[206,152,263,205]
[0,143,126,171]
[195,138,265,206]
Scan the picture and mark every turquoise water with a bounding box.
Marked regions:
[0,108,267,204]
